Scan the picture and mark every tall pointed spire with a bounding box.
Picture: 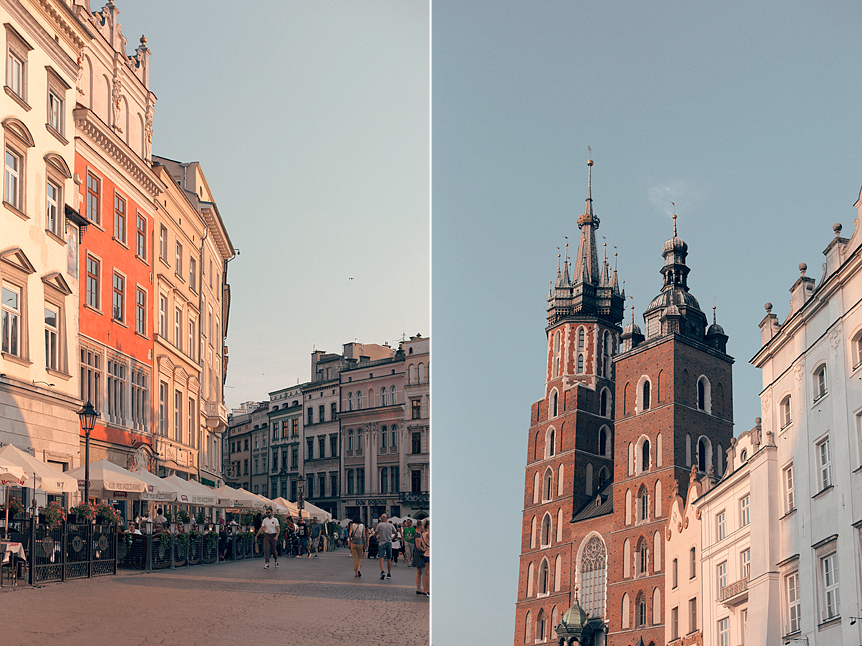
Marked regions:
[612,250,620,293]
[574,158,600,285]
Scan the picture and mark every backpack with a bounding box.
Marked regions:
[350,524,364,545]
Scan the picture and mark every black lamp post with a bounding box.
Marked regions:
[78,401,98,506]
[297,474,305,515]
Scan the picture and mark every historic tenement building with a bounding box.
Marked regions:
[515,161,734,646]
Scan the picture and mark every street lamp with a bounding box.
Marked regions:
[78,401,98,506]
[297,474,305,515]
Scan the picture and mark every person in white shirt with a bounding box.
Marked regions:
[256,508,281,569]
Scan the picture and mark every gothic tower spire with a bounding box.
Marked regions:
[574,159,600,286]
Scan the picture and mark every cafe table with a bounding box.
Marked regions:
[0,541,26,586]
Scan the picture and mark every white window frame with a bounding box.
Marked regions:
[1,284,22,357]
[786,570,801,634]
[741,547,750,579]
[45,178,60,236]
[717,561,727,597]
[44,304,58,370]
[717,509,726,541]
[135,287,146,336]
[5,25,31,104]
[784,463,795,513]
[112,271,125,323]
[4,147,22,211]
[817,436,832,490]
[820,551,840,622]
[717,617,729,646]
[740,494,750,527]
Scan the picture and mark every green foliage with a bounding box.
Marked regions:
[39,500,65,527]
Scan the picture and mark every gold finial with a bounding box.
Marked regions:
[713,303,717,324]
[671,202,677,237]
[141,35,147,46]
[574,584,579,601]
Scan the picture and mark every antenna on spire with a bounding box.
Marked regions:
[671,202,677,237]
[564,241,569,267]
[713,298,717,324]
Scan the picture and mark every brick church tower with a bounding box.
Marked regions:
[514,160,625,645]
[605,217,733,646]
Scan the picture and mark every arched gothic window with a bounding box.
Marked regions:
[544,469,553,501]
[639,485,649,522]
[597,467,609,490]
[541,514,552,547]
[636,592,647,627]
[642,380,651,411]
[356,390,363,409]
[547,427,555,458]
[551,390,558,417]
[536,609,546,641]
[580,534,607,618]
[539,560,550,595]
[599,427,608,456]
[639,538,649,575]
[641,439,650,473]
[524,611,532,643]
[408,364,415,384]
[553,331,561,378]
[578,327,585,350]
[600,388,609,417]
[577,354,584,374]
[698,437,710,472]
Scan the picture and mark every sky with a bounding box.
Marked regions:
[432,1,862,644]
[112,1,430,410]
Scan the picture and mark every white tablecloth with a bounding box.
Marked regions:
[0,541,26,561]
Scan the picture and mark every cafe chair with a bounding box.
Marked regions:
[0,543,18,587]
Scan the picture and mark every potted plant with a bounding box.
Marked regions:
[177,509,190,523]
[69,501,96,523]
[205,530,219,549]
[195,510,206,525]
[39,500,65,528]
[96,502,122,525]
[2,496,24,518]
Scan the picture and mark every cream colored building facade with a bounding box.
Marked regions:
[666,475,704,646]
[0,0,92,487]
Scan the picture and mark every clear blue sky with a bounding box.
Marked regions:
[114,1,430,409]
[432,1,862,643]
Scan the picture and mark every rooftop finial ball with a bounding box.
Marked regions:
[587,160,593,166]
[765,302,772,312]
[799,263,807,273]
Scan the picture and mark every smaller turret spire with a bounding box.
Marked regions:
[672,202,678,237]
[612,250,620,293]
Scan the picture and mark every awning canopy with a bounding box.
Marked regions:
[164,475,219,506]
[0,445,68,490]
[215,485,265,509]
[65,459,148,498]
[127,467,180,502]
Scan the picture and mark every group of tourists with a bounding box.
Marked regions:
[254,509,328,567]
[346,515,430,596]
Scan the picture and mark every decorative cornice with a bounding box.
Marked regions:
[74,107,162,198]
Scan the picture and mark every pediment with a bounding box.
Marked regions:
[41,272,72,295]
[44,152,72,179]
[2,118,34,148]
[0,247,36,274]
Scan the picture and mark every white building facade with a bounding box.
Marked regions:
[750,214,862,645]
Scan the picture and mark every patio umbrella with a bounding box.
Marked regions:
[271,496,311,519]
[127,468,180,503]
[215,485,264,510]
[0,461,27,540]
[339,518,352,527]
[301,501,332,522]
[0,444,77,493]
[177,478,223,507]
[65,459,148,499]
[163,475,218,506]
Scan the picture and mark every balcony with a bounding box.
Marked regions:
[203,400,228,429]
[721,575,748,606]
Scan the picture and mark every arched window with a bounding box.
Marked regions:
[347,428,354,451]
[636,592,647,627]
[546,427,555,458]
[408,364,415,384]
[586,463,593,496]
[533,472,540,504]
[541,514,552,547]
[578,327,585,350]
[697,375,711,413]
[538,560,550,595]
[356,390,363,409]
[717,443,724,476]
[348,392,353,411]
[527,562,534,596]
[603,331,613,378]
[780,395,792,428]
[599,427,609,456]
[656,433,663,467]
[628,442,634,476]
[623,538,631,578]
[600,388,610,417]
[544,469,553,501]
[814,364,827,400]
[381,386,387,406]
[553,331,561,378]
[530,516,537,548]
[390,386,397,405]
[642,439,650,473]
[652,587,661,625]
[639,485,649,522]
[597,467,609,490]
[554,555,562,591]
[622,593,631,629]
[579,534,607,619]
[535,609,546,641]
[653,531,662,573]
[551,606,559,635]
[557,464,564,496]
[654,480,662,518]
[643,380,651,411]
[524,611,532,643]
[686,433,692,466]
[639,538,649,576]
[551,390,558,418]
[556,508,563,542]
[625,487,632,525]
[577,354,584,374]
[698,437,711,472]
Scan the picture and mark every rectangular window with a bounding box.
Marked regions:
[130,367,148,432]
[187,318,195,360]
[291,447,298,469]
[330,434,337,458]
[243,459,248,475]
[412,399,421,420]
[784,464,795,512]
[412,432,422,454]
[113,192,126,243]
[1,285,21,356]
[80,347,101,411]
[318,436,325,459]
[46,179,59,235]
[175,242,183,277]
[391,427,397,451]
[822,553,840,620]
[380,467,388,494]
[391,465,399,493]
[347,469,354,495]
[717,510,726,541]
[7,52,23,98]
[717,618,729,646]
[741,548,750,579]
[174,308,182,350]
[174,390,182,443]
[48,90,61,133]
[189,257,196,291]
[159,295,167,338]
[86,171,100,224]
[306,477,313,499]
[330,472,337,497]
[209,259,213,288]
[740,494,750,527]
[357,468,365,495]
[672,558,678,588]
[786,572,800,633]
[717,561,727,597]
[671,607,679,640]
[159,225,168,262]
[412,470,421,493]
[307,407,313,425]
[306,437,313,460]
[135,288,146,336]
[818,437,832,490]
[689,598,697,633]
[44,305,58,370]
[112,272,124,322]
[136,214,146,259]
[292,419,298,436]
[331,402,337,420]
[319,404,325,423]
[86,256,100,309]
[188,398,195,448]
[690,547,697,579]
[5,149,22,211]
[107,359,126,426]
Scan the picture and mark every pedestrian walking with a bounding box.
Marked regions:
[310,517,322,557]
[403,519,416,566]
[392,524,402,565]
[253,511,263,555]
[421,520,430,596]
[347,516,367,577]
[375,513,397,580]
[413,521,428,595]
[296,518,309,557]
[256,508,280,569]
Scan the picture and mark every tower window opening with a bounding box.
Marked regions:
[643,381,651,411]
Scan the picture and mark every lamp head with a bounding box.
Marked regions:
[78,401,99,432]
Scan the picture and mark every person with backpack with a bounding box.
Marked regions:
[310,518,322,558]
[347,516,367,577]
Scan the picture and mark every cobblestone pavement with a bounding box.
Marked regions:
[0,550,429,646]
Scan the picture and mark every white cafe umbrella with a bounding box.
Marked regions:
[301,500,332,522]
[339,518,352,527]
[235,488,266,510]
[271,497,311,519]
[215,485,264,510]
[0,444,77,493]
[163,475,218,507]
[0,461,27,539]
[66,459,147,499]
[177,478,224,507]
[127,468,180,503]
